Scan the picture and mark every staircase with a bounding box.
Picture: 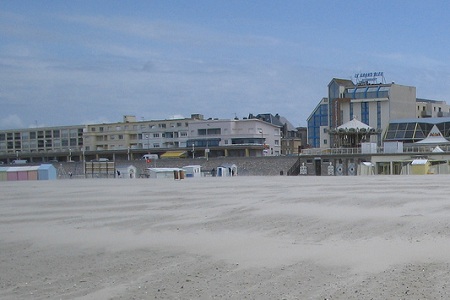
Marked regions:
[287,158,301,176]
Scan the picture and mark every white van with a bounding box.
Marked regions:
[142,154,158,160]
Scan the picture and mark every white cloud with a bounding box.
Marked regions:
[0,114,25,130]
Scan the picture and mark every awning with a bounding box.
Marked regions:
[160,151,187,158]
[411,159,428,165]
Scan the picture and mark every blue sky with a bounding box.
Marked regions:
[1,0,450,129]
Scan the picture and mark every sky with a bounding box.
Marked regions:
[1,0,450,130]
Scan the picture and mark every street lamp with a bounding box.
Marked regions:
[145,134,149,153]
[69,148,72,162]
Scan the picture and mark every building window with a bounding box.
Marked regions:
[199,128,221,135]
[324,139,327,144]
[153,143,160,147]
[118,135,123,140]
[153,133,159,138]
[361,102,369,124]
[377,101,381,129]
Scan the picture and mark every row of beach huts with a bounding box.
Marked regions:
[0,164,57,181]
[0,163,238,181]
[143,163,238,179]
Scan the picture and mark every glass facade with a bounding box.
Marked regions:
[307,103,328,148]
[361,102,369,124]
[384,119,450,143]
[344,85,390,99]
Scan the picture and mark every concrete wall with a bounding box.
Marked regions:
[55,156,299,178]
[389,84,417,120]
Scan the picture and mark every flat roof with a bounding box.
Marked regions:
[390,117,450,124]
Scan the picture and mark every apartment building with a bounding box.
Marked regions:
[416,99,450,118]
[0,113,286,163]
[187,117,281,157]
[0,125,84,162]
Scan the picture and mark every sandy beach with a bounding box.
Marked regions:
[1,175,450,299]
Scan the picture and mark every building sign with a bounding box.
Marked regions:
[354,72,385,84]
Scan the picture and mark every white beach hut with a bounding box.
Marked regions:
[147,167,184,179]
[116,165,137,179]
[216,163,238,177]
[183,165,202,178]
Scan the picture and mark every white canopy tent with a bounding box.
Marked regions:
[415,125,450,145]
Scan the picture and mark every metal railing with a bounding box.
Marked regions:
[301,145,450,156]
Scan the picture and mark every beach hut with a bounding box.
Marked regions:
[38,164,57,180]
[410,158,430,175]
[147,167,184,179]
[115,165,137,179]
[0,167,8,181]
[6,166,40,181]
[183,165,202,178]
[358,162,375,175]
[216,163,238,177]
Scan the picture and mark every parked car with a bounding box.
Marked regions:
[12,159,27,164]
[90,158,109,162]
[142,154,158,160]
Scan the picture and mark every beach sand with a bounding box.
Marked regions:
[1,175,450,299]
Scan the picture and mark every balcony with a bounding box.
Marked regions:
[421,110,432,118]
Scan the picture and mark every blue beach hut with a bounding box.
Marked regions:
[38,164,57,180]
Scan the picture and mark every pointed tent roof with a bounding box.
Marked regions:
[432,146,444,152]
[415,125,450,144]
[337,117,372,131]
